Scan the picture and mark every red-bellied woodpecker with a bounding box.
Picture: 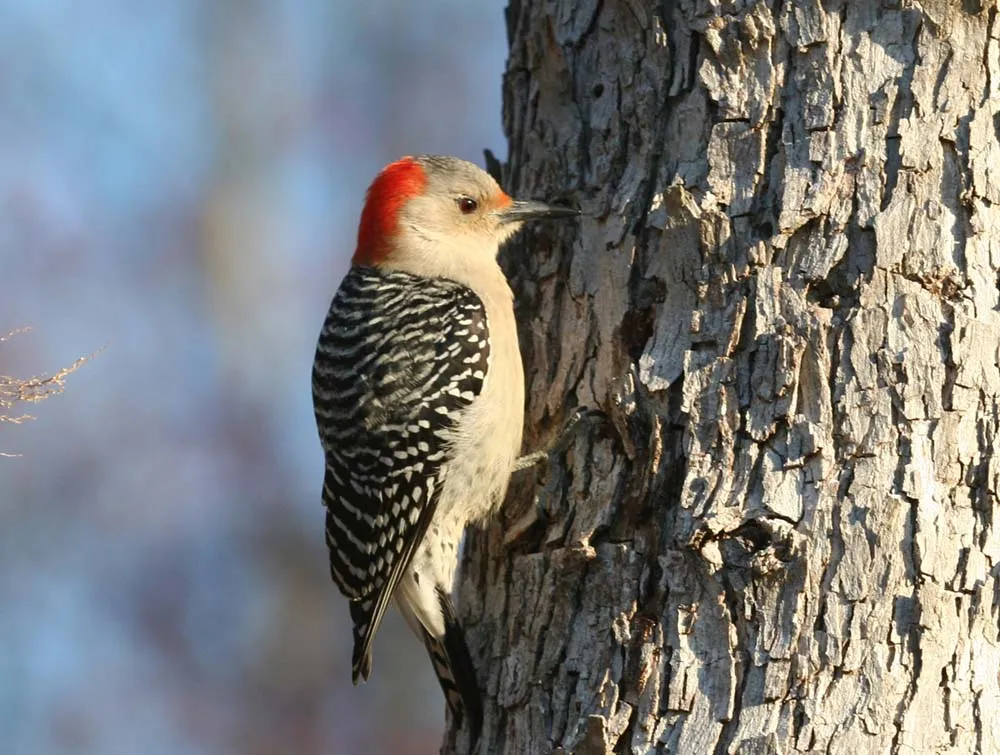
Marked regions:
[312,155,578,740]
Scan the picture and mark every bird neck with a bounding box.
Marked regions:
[376,231,511,303]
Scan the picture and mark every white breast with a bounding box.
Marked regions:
[439,266,524,523]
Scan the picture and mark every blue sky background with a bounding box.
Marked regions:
[0,2,507,752]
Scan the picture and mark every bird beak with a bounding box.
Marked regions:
[497,200,581,224]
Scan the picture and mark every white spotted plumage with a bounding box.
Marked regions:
[313,265,494,675]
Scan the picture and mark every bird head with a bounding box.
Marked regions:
[352,155,578,283]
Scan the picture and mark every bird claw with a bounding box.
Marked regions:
[512,407,605,473]
[505,408,606,546]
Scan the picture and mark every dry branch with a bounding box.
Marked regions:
[1,328,93,455]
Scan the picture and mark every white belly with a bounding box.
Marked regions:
[441,283,524,517]
[395,286,524,637]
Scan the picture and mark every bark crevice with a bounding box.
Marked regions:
[451,2,1000,752]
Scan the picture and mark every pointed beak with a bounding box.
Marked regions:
[497,199,581,224]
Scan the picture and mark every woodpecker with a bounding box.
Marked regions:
[312,155,578,740]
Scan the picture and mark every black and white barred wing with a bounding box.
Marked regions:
[311,266,489,681]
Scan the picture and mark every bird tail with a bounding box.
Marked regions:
[420,588,483,743]
[349,598,376,682]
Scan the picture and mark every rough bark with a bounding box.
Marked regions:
[450,1,1000,753]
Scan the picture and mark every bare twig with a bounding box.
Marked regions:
[1,328,97,454]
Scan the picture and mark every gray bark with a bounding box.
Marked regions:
[450,1,1000,753]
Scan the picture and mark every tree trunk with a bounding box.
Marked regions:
[450,1,1000,753]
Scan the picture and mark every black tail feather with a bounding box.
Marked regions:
[422,587,483,744]
[349,599,375,682]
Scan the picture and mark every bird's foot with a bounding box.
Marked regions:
[505,408,606,545]
[512,407,605,473]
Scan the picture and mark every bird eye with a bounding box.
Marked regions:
[457,196,478,214]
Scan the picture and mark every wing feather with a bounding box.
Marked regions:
[311,266,490,677]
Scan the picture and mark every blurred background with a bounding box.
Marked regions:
[0,2,507,753]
